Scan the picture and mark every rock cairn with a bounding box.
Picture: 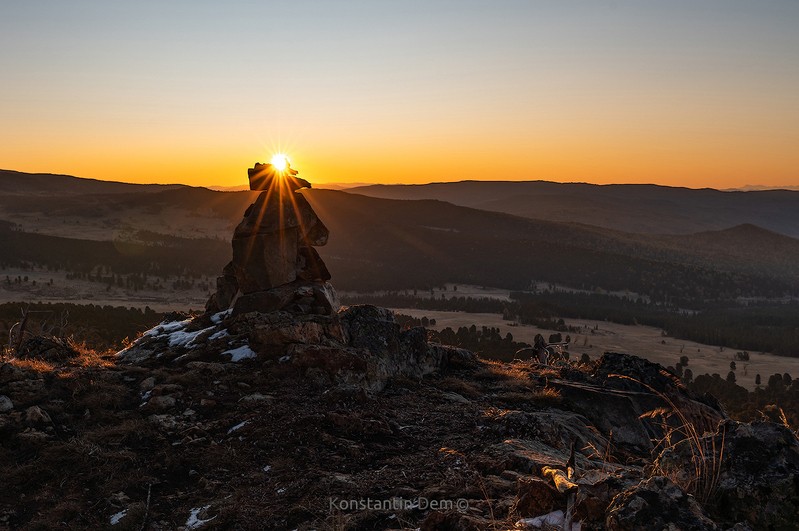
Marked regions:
[119,159,474,390]
[206,161,338,317]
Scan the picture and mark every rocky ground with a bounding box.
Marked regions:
[1,304,798,530]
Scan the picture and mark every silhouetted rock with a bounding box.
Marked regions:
[550,353,726,455]
[656,419,799,529]
[606,475,718,530]
[247,161,309,191]
[207,161,332,313]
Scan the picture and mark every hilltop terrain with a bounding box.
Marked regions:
[1,307,797,530]
[2,168,799,530]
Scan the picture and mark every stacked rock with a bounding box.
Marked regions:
[206,161,339,316]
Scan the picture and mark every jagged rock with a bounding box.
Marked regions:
[511,476,560,517]
[233,183,329,294]
[139,377,156,391]
[656,420,799,529]
[552,380,656,453]
[550,353,726,454]
[240,313,346,351]
[0,395,13,413]
[0,363,30,384]
[206,261,238,313]
[233,188,327,244]
[340,304,399,354]
[207,161,331,309]
[712,421,799,529]
[145,395,176,411]
[596,354,725,436]
[17,336,78,361]
[484,409,611,461]
[232,283,302,315]
[231,280,339,316]
[295,246,331,281]
[247,161,306,190]
[606,475,718,530]
[232,227,300,292]
[24,406,52,426]
[575,469,638,525]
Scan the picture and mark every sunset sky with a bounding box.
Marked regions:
[1,1,798,189]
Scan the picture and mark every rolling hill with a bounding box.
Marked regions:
[2,170,798,305]
[348,181,799,238]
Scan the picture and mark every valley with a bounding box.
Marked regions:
[394,308,794,391]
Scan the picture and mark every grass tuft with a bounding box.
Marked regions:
[610,373,725,504]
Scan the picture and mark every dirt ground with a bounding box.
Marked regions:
[394,308,799,391]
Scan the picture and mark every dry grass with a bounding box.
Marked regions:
[66,340,116,368]
[0,337,115,375]
[437,376,483,397]
[778,407,798,436]
[2,356,56,372]
[611,373,725,504]
[473,360,533,390]
[494,387,562,407]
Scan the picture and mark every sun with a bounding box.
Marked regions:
[270,153,290,172]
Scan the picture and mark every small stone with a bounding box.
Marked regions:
[441,391,471,404]
[139,377,156,391]
[147,395,176,411]
[240,393,274,402]
[24,406,52,425]
[0,395,13,413]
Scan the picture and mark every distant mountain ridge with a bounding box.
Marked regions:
[2,170,799,301]
[348,180,799,238]
[0,169,182,196]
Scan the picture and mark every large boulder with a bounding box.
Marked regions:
[606,475,718,530]
[232,226,300,293]
[550,353,726,455]
[656,420,799,529]
[208,161,331,309]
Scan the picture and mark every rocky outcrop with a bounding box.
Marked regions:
[606,475,719,530]
[118,304,474,392]
[655,419,799,529]
[548,353,726,455]
[206,161,332,314]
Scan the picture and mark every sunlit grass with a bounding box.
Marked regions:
[0,337,115,374]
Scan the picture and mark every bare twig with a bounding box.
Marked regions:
[140,483,152,531]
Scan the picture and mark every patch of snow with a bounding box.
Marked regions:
[209,329,230,341]
[279,355,291,363]
[276,487,286,494]
[185,505,217,529]
[109,509,127,525]
[263,465,272,473]
[211,309,232,324]
[517,510,580,530]
[168,325,214,348]
[145,318,192,337]
[222,344,257,362]
[227,420,249,435]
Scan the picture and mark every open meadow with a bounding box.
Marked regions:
[394,308,798,391]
